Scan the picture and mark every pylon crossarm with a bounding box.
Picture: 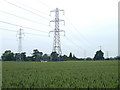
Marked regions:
[59,10,65,15]
[59,30,65,36]
[49,10,56,16]
[59,19,65,25]
[49,30,54,37]
[50,20,55,22]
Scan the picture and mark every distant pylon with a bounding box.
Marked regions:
[17,28,24,61]
[106,51,109,59]
[49,8,65,56]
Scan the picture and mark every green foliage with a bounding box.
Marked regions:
[59,55,68,61]
[32,49,43,61]
[42,54,50,61]
[21,52,26,61]
[72,54,78,60]
[1,50,15,61]
[93,50,104,60]
[86,57,92,60]
[2,61,118,88]
[1,50,27,61]
[26,56,33,61]
[69,52,72,60]
[1,50,117,61]
[50,52,58,61]
[116,56,120,60]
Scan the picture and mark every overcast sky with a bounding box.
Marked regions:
[0,0,119,58]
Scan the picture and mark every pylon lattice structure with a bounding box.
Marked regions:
[49,8,65,56]
[17,28,24,61]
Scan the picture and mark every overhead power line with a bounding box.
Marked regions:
[64,16,93,50]
[65,36,85,51]
[0,10,50,27]
[0,28,17,32]
[63,36,86,57]
[4,0,50,20]
[35,0,52,10]
[61,24,87,51]
[0,21,48,33]
[13,0,49,16]
[65,16,91,43]
[63,26,89,48]
[0,28,48,36]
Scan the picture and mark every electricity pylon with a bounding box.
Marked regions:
[17,28,24,61]
[49,8,65,56]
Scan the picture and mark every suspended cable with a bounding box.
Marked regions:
[4,0,50,20]
[63,26,89,48]
[65,36,85,51]
[61,25,88,50]
[0,28,17,32]
[13,0,49,16]
[35,0,52,10]
[0,10,50,27]
[0,21,48,33]
[64,16,93,49]
[63,36,86,57]
[0,28,48,37]
[65,16,90,42]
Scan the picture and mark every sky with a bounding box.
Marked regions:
[0,0,119,58]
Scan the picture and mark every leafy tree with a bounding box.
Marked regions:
[42,54,49,61]
[59,55,68,61]
[86,57,92,60]
[50,52,58,61]
[72,54,78,60]
[105,58,110,60]
[26,56,33,61]
[116,56,120,60]
[14,53,19,61]
[78,58,84,60]
[21,52,26,61]
[14,52,26,61]
[1,50,15,61]
[69,52,72,60]
[93,50,104,60]
[32,49,43,61]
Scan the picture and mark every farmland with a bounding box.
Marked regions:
[2,60,118,88]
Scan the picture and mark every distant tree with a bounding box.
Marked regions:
[93,50,104,60]
[86,57,92,60]
[72,54,78,60]
[50,52,58,61]
[14,53,19,61]
[1,50,15,61]
[42,54,49,61]
[116,56,120,60]
[105,58,110,60]
[59,55,68,61]
[26,56,33,61]
[21,52,26,61]
[78,58,84,60]
[69,52,72,60]
[32,49,43,61]
[14,52,26,61]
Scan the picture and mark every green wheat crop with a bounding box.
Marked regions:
[2,60,118,88]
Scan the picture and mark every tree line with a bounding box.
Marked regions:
[1,49,118,61]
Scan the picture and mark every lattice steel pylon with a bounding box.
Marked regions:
[49,8,65,56]
[17,28,24,61]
